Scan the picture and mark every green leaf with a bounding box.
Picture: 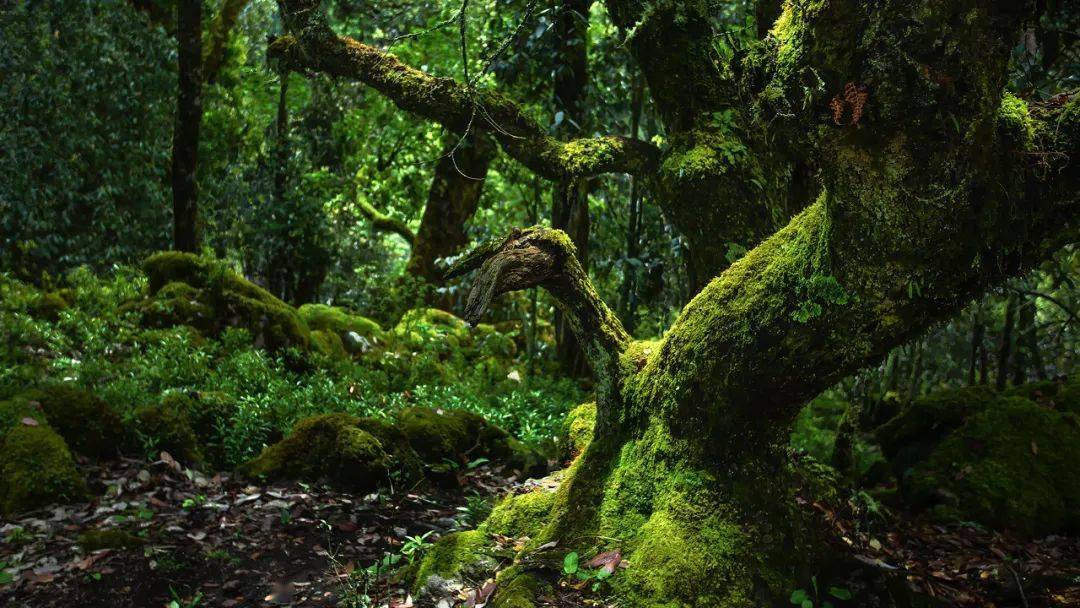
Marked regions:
[790,589,809,604]
[0,571,13,585]
[802,600,814,608]
[828,587,852,600]
[563,552,579,575]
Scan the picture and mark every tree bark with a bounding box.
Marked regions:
[618,73,645,334]
[171,0,204,253]
[275,0,1080,604]
[997,294,1017,390]
[406,133,495,285]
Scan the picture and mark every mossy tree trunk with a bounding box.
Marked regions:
[275,0,1079,604]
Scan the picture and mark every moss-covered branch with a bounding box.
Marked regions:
[356,200,415,245]
[448,227,630,393]
[203,0,251,83]
[272,0,660,180]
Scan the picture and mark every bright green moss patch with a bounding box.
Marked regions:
[561,401,596,459]
[482,489,557,539]
[77,529,146,551]
[238,413,391,491]
[0,425,87,516]
[412,529,492,594]
[15,384,124,459]
[998,92,1035,147]
[310,329,349,359]
[138,252,310,351]
[298,303,385,347]
[490,568,549,608]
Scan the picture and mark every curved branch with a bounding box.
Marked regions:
[447,227,630,372]
[1007,287,1080,327]
[271,0,660,180]
[357,200,415,245]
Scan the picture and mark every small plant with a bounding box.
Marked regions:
[0,561,14,585]
[789,576,853,608]
[562,551,618,592]
[181,494,207,509]
[401,531,434,564]
[167,587,204,608]
[3,526,32,545]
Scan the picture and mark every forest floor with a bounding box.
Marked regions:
[0,455,1077,608]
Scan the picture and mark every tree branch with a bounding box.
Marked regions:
[203,0,251,84]
[271,0,660,180]
[356,199,415,245]
[446,227,630,374]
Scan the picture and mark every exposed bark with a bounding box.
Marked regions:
[171,0,204,253]
[405,133,495,284]
[276,0,1080,604]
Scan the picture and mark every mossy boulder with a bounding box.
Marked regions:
[159,391,237,467]
[876,385,998,473]
[353,416,425,483]
[0,425,87,515]
[395,407,545,477]
[238,413,394,491]
[310,329,349,359]
[904,396,1080,536]
[11,385,124,459]
[133,403,203,466]
[393,307,472,351]
[412,529,493,595]
[298,304,385,354]
[77,529,147,551]
[139,252,310,351]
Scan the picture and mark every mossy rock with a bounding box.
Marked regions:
[12,385,124,459]
[413,529,494,596]
[139,252,310,351]
[160,391,237,468]
[1,425,87,515]
[298,304,385,354]
[905,396,1080,536]
[394,307,472,351]
[876,385,998,473]
[238,413,392,491]
[133,403,203,466]
[0,397,48,443]
[77,529,147,551]
[354,416,425,483]
[310,329,349,359]
[396,407,545,478]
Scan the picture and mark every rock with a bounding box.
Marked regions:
[0,425,87,516]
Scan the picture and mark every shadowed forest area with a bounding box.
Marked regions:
[1,0,1080,607]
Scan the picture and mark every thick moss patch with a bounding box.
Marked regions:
[138,252,310,351]
[238,413,392,491]
[396,407,545,476]
[298,304,385,354]
[0,425,87,516]
[159,391,237,468]
[876,385,998,473]
[133,403,203,466]
[13,384,124,459]
[905,397,1080,536]
[561,402,596,459]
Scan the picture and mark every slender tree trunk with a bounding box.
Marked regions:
[618,73,645,334]
[997,294,1017,390]
[906,340,923,403]
[171,0,203,253]
[1013,296,1033,385]
[969,306,985,386]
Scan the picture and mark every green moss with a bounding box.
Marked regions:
[354,416,425,484]
[133,403,203,466]
[77,529,146,551]
[15,385,124,459]
[139,252,310,351]
[0,397,47,443]
[30,291,69,321]
[876,385,998,471]
[238,413,391,491]
[906,396,1080,536]
[310,329,349,359]
[561,402,596,459]
[490,568,550,608]
[298,303,385,343]
[396,406,483,463]
[482,489,557,539]
[394,307,472,350]
[412,530,492,594]
[998,92,1035,148]
[0,425,87,515]
[160,391,237,468]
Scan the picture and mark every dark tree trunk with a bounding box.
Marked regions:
[618,74,645,334]
[171,0,203,253]
[997,294,1017,390]
[969,307,985,386]
[551,0,591,376]
[406,133,495,287]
